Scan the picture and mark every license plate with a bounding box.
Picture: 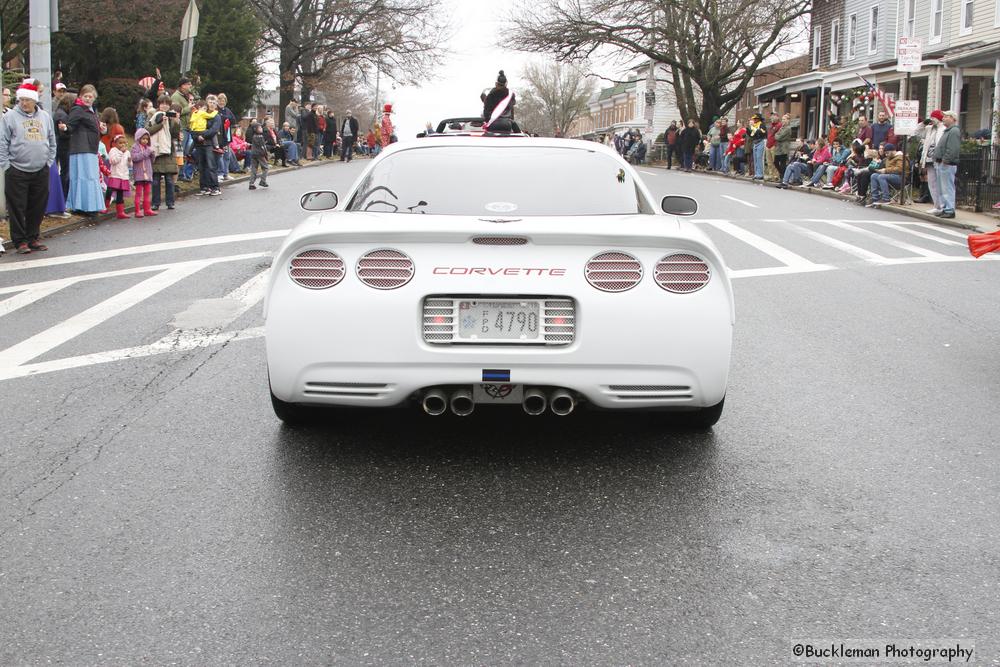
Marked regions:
[473,384,523,404]
[458,300,541,341]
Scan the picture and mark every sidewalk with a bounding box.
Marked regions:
[1,156,351,251]
[647,162,1000,233]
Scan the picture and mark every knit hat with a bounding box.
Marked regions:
[497,70,507,85]
[383,103,393,113]
[943,109,958,119]
[16,81,39,102]
[930,109,944,121]
[884,143,895,151]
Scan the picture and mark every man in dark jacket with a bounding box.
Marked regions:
[248,121,269,190]
[340,110,359,162]
[299,103,316,159]
[482,70,516,132]
[932,110,961,219]
[215,93,240,180]
[664,121,678,169]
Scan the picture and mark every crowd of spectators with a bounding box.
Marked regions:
[1,73,394,258]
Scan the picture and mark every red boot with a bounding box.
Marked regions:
[142,183,157,216]
[134,189,144,218]
[115,203,128,219]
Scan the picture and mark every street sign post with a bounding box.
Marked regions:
[897,37,922,73]
[180,0,200,74]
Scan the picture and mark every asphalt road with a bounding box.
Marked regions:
[1,157,998,665]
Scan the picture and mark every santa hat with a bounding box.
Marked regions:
[16,81,39,102]
[383,103,393,113]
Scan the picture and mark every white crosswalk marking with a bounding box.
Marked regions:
[0,263,208,367]
[820,220,949,258]
[0,283,69,318]
[703,219,824,269]
[867,222,967,247]
[720,195,759,208]
[781,221,893,263]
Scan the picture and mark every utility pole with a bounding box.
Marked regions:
[372,69,380,128]
[29,0,54,112]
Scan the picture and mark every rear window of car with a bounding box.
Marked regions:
[345,145,652,216]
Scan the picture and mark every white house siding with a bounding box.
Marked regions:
[633,62,684,142]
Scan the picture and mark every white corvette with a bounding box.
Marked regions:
[265,136,734,426]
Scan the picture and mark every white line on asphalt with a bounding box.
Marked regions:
[0,252,271,295]
[640,170,660,177]
[0,263,207,367]
[0,283,69,318]
[820,220,948,258]
[729,265,834,279]
[720,195,759,208]
[865,221,967,247]
[908,222,974,240]
[0,327,265,382]
[703,219,819,268]
[785,223,892,263]
[0,230,288,273]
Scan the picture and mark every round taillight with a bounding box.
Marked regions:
[288,249,345,289]
[356,248,414,290]
[654,253,711,293]
[585,251,642,292]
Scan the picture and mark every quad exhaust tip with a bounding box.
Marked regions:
[449,389,475,417]
[523,388,547,415]
[422,389,448,416]
[549,390,575,416]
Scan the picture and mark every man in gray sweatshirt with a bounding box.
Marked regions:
[0,81,57,254]
[932,109,961,219]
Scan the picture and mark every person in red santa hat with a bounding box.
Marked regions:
[380,103,394,149]
[0,80,57,254]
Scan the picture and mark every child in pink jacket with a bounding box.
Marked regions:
[130,127,157,217]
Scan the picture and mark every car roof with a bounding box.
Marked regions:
[393,136,617,152]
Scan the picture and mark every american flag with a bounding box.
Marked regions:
[859,75,895,116]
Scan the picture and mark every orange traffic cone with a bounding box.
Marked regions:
[968,230,1000,258]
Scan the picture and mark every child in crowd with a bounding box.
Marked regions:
[131,128,157,217]
[97,139,112,213]
[135,98,152,133]
[248,121,269,190]
[146,96,180,210]
[107,134,132,219]
[189,98,220,151]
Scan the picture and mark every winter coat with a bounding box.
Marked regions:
[249,126,269,159]
[284,103,299,130]
[871,120,892,148]
[301,108,317,133]
[679,126,701,152]
[381,113,393,148]
[108,146,131,181]
[341,116,359,139]
[766,120,779,149]
[916,122,944,165]
[483,86,515,121]
[880,152,904,174]
[829,146,851,166]
[171,89,192,130]
[145,110,180,174]
[774,122,793,156]
[130,128,155,182]
[665,127,678,145]
[933,125,961,165]
[217,106,238,146]
[54,107,71,154]
[101,123,125,154]
[747,121,767,143]
[810,145,832,165]
[194,111,222,143]
[323,114,337,141]
[725,127,747,155]
[67,99,101,155]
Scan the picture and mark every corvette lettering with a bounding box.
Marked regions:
[433,267,567,276]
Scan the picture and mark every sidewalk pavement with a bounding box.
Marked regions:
[1,155,353,251]
[647,162,1000,233]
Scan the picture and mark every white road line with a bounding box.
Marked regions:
[730,265,834,279]
[821,220,948,258]
[640,170,660,177]
[866,221,966,247]
[786,223,892,263]
[909,222,974,240]
[720,195,759,208]
[0,252,270,295]
[704,219,819,268]
[0,229,288,273]
[0,263,207,367]
[0,284,69,318]
[0,327,265,382]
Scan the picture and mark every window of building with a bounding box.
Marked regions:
[905,0,916,36]
[995,0,1000,26]
[927,0,943,42]
[831,19,841,64]
[813,26,822,68]
[868,5,880,54]
[960,0,974,35]
[848,14,858,58]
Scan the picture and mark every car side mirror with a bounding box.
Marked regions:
[300,191,339,211]
[661,195,698,216]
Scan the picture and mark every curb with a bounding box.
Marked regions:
[2,156,348,251]
[646,162,995,233]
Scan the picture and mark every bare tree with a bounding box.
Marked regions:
[516,60,594,136]
[509,0,810,129]
[250,0,448,112]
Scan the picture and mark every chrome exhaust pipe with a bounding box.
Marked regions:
[449,388,475,417]
[422,389,448,416]
[549,389,575,416]
[523,387,547,415]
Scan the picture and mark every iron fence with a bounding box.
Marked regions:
[957,144,1000,213]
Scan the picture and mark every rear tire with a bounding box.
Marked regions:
[270,390,315,425]
[673,396,725,430]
